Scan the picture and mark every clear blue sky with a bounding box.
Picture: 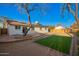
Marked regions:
[0,3,75,27]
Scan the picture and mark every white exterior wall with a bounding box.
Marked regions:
[42,28,45,31]
[34,27,48,33]
[7,25,23,35]
[34,27,41,32]
[42,27,49,32]
[0,22,3,28]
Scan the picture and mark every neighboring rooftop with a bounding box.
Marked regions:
[55,25,65,29]
[6,20,27,26]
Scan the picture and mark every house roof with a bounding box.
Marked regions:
[33,23,48,28]
[7,20,27,26]
[33,23,42,27]
[55,25,64,29]
[6,20,48,28]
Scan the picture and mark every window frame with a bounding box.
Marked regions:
[15,25,21,30]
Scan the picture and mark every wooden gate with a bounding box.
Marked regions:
[0,29,8,35]
[0,29,1,36]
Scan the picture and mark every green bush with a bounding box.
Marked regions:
[76,31,79,37]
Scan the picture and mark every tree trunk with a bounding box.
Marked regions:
[75,3,79,27]
[68,3,79,56]
[75,17,79,27]
[68,3,79,26]
[70,3,78,56]
[26,8,33,29]
[28,14,32,27]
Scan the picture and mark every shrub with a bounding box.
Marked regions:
[76,31,79,37]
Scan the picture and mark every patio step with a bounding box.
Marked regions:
[0,32,49,43]
[32,34,48,40]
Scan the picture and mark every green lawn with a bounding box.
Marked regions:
[35,35,72,54]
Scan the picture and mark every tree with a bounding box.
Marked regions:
[0,16,9,28]
[16,3,47,29]
[61,3,79,27]
[61,3,79,56]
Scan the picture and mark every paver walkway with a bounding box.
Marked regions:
[70,34,78,56]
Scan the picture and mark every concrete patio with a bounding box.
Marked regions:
[0,31,70,56]
[0,31,48,43]
[0,36,66,56]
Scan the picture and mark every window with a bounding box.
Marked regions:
[15,26,21,29]
[40,27,42,30]
[45,27,47,30]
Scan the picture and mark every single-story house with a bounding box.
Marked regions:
[52,25,65,33]
[33,21,49,33]
[49,25,71,33]
[0,20,27,35]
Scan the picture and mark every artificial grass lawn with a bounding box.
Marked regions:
[35,35,72,54]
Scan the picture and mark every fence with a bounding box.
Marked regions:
[0,28,8,35]
[0,29,1,36]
